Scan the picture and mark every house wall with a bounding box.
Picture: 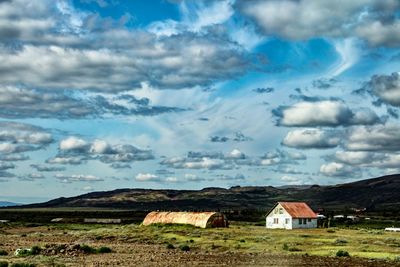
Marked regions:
[266,203,293,229]
[266,203,317,229]
[291,218,317,229]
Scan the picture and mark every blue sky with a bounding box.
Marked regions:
[1,0,400,203]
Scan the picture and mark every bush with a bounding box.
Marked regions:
[239,239,246,243]
[288,247,302,252]
[282,243,289,251]
[29,246,41,256]
[0,261,8,267]
[11,264,36,267]
[336,250,350,257]
[0,250,7,256]
[166,244,175,249]
[335,239,348,245]
[179,245,190,252]
[327,229,336,233]
[97,247,112,254]
[80,245,96,254]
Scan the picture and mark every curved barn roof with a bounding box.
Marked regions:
[142,211,227,228]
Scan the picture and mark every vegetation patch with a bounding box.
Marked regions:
[179,245,190,252]
[11,264,36,267]
[336,250,350,257]
[0,250,7,256]
[0,261,8,267]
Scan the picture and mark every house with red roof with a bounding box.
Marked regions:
[266,202,317,229]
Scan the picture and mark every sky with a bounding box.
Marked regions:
[1,0,400,203]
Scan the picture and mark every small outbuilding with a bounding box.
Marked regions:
[142,211,228,228]
[266,202,317,229]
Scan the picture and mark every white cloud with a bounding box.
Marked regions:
[282,129,340,149]
[276,101,380,127]
[59,137,88,151]
[320,162,356,177]
[135,173,160,182]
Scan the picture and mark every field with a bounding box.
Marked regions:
[1,221,400,266]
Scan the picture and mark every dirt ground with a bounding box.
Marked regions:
[0,225,399,267]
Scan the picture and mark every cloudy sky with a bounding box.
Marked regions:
[1,0,400,203]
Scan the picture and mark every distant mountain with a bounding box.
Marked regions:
[0,201,20,207]
[19,174,400,212]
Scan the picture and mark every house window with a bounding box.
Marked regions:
[274,218,279,224]
[298,218,302,225]
[308,218,311,222]
[279,208,283,214]
[303,219,307,224]
[285,218,290,224]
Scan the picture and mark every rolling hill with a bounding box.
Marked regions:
[0,201,20,207]
[19,174,400,212]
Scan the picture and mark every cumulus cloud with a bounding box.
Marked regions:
[135,173,161,182]
[19,173,45,181]
[332,150,400,168]
[0,87,185,120]
[0,121,53,154]
[239,0,400,46]
[356,20,400,47]
[0,154,29,161]
[361,72,400,107]
[274,101,381,127]
[162,148,306,170]
[346,125,400,151]
[46,156,84,165]
[282,129,341,149]
[320,162,359,177]
[56,137,154,165]
[280,175,303,185]
[30,164,66,172]
[55,173,103,183]
[60,137,89,152]
[0,162,15,171]
[260,149,306,166]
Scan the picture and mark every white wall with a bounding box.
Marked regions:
[266,203,293,229]
[291,218,317,229]
[266,203,317,229]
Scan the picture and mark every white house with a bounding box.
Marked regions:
[266,202,317,229]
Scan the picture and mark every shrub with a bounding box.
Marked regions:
[179,245,190,252]
[80,245,96,254]
[29,246,41,256]
[335,239,348,245]
[336,250,350,257]
[11,264,36,267]
[166,244,175,249]
[239,239,246,243]
[97,247,112,254]
[0,250,7,256]
[327,229,335,233]
[282,243,289,251]
[0,261,8,267]
[288,247,302,252]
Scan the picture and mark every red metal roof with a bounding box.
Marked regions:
[279,202,317,218]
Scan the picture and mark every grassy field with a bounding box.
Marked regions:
[1,222,400,266]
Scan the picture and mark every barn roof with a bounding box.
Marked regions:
[142,211,227,228]
[270,202,317,218]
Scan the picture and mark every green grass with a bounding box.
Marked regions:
[7,222,400,261]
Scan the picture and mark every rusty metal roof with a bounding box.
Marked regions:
[142,211,227,228]
[279,202,317,218]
